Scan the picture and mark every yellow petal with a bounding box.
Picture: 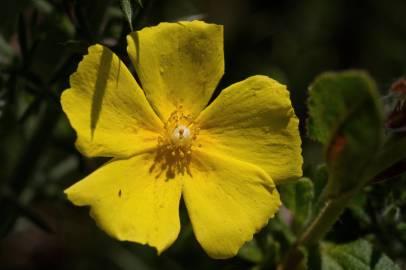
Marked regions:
[61,44,162,158]
[196,75,303,184]
[127,21,224,121]
[65,153,182,254]
[183,149,281,259]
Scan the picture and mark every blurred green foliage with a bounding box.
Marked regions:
[308,71,384,196]
[1,0,406,269]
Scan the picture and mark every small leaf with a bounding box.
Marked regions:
[280,177,314,230]
[120,0,133,31]
[348,193,371,225]
[119,0,142,31]
[307,71,384,196]
[320,239,400,270]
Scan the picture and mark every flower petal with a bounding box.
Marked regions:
[196,75,303,184]
[61,44,162,158]
[65,153,182,253]
[183,149,281,259]
[127,21,224,121]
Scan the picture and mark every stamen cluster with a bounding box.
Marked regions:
[158,106,199,157]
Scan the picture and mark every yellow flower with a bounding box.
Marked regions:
[61,21,302,259]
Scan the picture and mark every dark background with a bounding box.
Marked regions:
[1,0,406,269]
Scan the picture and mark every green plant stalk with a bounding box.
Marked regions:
[278,188,356,270]
[299,189,358,244]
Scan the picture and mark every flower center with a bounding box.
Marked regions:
[152,106,200,179]
[171,125,191,146]
[159,106,199,152]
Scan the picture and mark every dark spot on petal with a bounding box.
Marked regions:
[118,189,122,197]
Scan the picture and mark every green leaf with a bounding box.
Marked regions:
[320,239,400,270]
[367,136,406,182]
[119,0,142,31]
[347,193,371,225]
[120,0,133,31]
[307,71,384,196]
[31,0,53,13]
[238,239,264,263]
[280,177,314,231]
[307,71,382,144]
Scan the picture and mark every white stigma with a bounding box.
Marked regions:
[171,125,191,146]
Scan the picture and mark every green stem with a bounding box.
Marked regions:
[278,191,354,270]
[297,193,353,246]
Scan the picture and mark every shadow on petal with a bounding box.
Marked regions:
[90,48,112,138]
[149,146,192,181]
